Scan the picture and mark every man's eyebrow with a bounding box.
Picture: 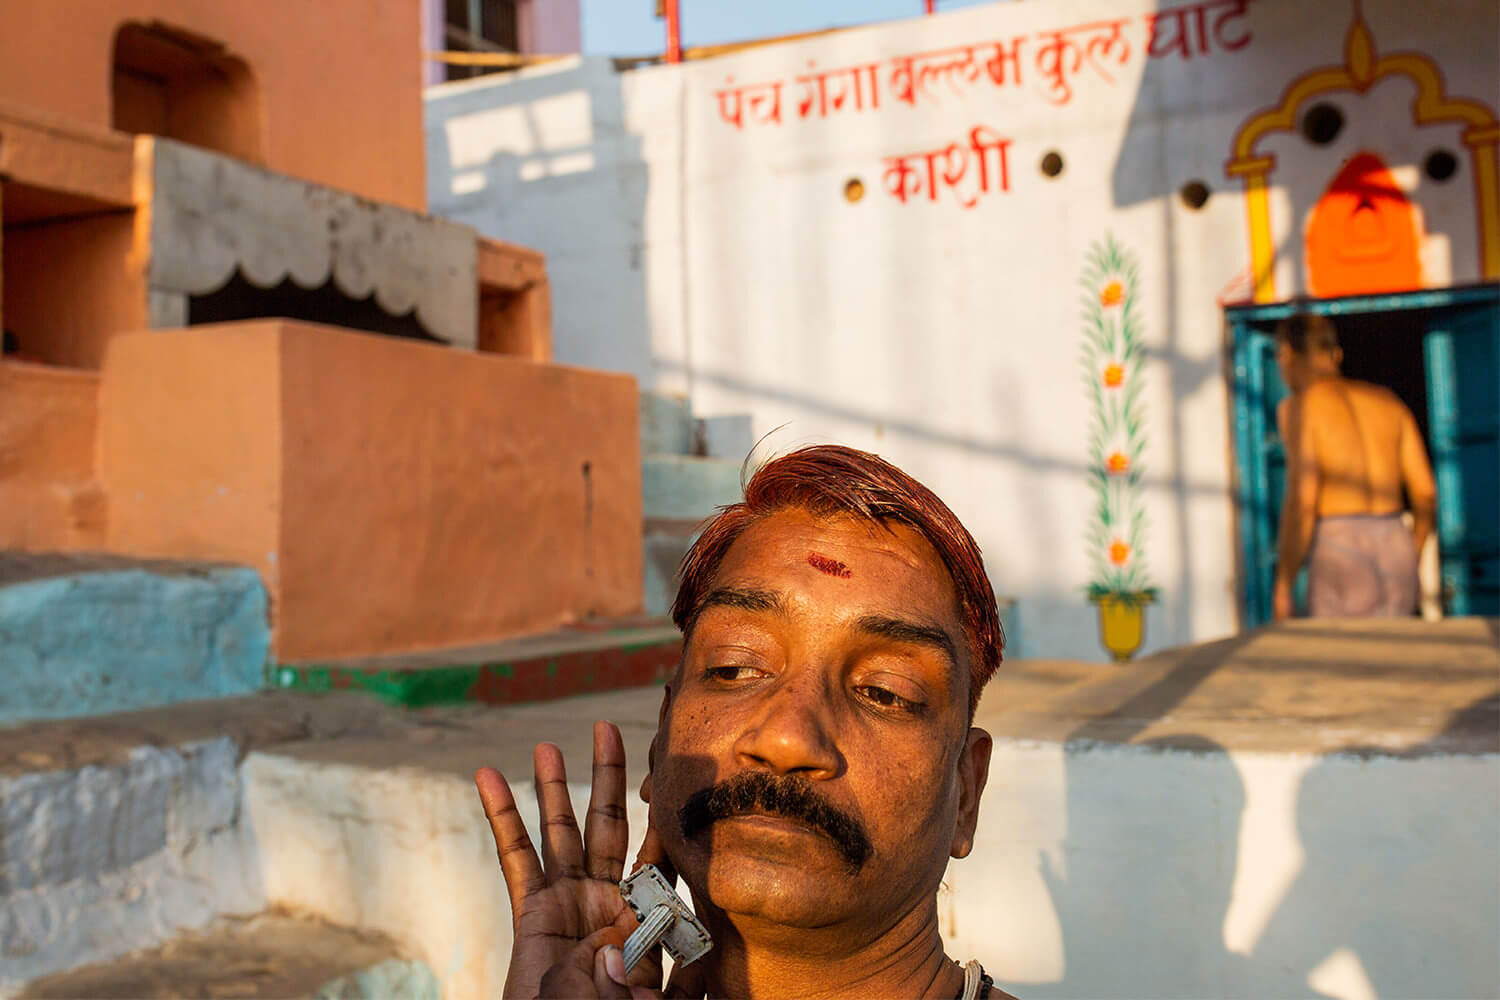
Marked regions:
[854,614,959,667]
[694,586,788,618]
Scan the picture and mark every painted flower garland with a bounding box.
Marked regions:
[1081,234,1156,605]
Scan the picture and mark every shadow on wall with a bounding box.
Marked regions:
[1024,631,1500,999]
[425,59,653,385]
[1243,690,1500,999]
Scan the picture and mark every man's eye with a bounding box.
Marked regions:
[706,665,766,682]
[855,685,920,712]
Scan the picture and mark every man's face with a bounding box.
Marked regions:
[642,508,992,935]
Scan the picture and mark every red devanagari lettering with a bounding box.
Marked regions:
[715,83,745,129]
[984,36,1027,87]
[1209,0,1253,52]
[1033,19,1130,104]
[883,126,1014,207]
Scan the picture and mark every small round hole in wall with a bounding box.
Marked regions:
[1179,180,1211,210]
[1424,149,1458,182]
[844,177,865,203]
[1300,102,1344,145]
[1040,151,1065,178]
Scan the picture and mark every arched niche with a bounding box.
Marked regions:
[111,21,263,164]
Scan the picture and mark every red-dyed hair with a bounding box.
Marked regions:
[672,445,1004,713]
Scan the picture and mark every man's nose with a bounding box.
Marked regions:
[731,670,844,779]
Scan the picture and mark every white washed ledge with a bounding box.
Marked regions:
[145,138,478,348]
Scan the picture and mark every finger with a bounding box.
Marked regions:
[630,824,678,889]
[474,767,545,917]
[534,742,588,880]
[584,721,630,882]
[611,908,665,990]
[593,942,633,999]
[536,926,623,1000]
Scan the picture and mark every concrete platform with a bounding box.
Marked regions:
[16,911,436,999]
[8,617,1491,776]
[992,616,1499,754]
[2,618,1495,1000]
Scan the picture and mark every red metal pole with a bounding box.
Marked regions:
[925,0,935,13]
[665,0,682,62]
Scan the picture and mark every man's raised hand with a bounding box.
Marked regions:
[474,721,671,999]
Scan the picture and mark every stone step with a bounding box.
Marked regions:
[639,392,694,456]
[271,616,681,707]
[15,911,438,1000]
[641,454,742,522]
[0,551,271,726]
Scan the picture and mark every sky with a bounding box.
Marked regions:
[580,0,1003,56]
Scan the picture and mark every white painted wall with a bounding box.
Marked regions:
[425,0,1498,659]
[240,742,1500,1000]
[0,739,265,989]
[9,729,1492,997]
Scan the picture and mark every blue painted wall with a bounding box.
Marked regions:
[0,566,270,725]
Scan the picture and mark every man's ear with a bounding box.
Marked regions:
[639,684,673,804]
[950,727,993,859]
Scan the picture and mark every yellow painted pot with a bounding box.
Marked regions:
[1092,593,1151,662]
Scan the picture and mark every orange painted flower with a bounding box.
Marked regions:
[1107,452,1130,475]
[1109,539,1131,565]
[1100,280,1124,307]
[1102,363,1124,388]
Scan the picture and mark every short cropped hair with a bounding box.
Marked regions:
[672,445,1003,713]
[1275,313,1339,356]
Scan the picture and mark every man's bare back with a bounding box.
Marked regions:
[1271,314,1437,620]
[1278,377,1435,531]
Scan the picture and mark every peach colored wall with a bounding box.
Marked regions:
[96,321,642,661]
[3,212,144,368]
[519,0,583,56]
[278,323,640,659]
[0,362,105,549]
[0,2,424,211]
[0,103,136,213]
[97,323,283,600]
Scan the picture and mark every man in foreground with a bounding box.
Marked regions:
[475,445,1016,998]
[1273,314,1438,620]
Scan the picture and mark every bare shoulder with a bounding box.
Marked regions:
[1344,377,1401,403]
[1305,378,1405,416]
[1346,378,1417,424]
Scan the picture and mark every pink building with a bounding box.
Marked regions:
[422,0,583,85]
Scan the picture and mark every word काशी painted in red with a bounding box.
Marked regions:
[711,0,1255,124]
[883,126,1012,208]
[807,552,853,578]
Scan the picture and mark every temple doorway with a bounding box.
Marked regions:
[1227,284,1499,625]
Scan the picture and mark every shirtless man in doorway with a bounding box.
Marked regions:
[1272,314,1438,620]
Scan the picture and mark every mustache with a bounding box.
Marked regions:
[678,772,873,871]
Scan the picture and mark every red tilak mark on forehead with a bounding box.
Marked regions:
[807,553,852,578]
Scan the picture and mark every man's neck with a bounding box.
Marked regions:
[694,900,966,1000]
